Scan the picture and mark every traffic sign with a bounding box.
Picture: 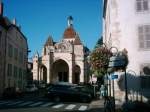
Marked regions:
[111,74,118,80]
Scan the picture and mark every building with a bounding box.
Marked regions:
[103,0,150,102]
[26,62,33,84]
[0,2,28,96]
[32,16,90,84]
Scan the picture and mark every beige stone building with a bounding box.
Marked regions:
[33,16,90,84]
[0,2,28,96]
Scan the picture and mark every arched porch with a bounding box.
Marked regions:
[52,59,69,83]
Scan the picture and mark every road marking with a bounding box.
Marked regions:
[40,102,54,107]
[0,101,11,105]
[52,104,64,108]
[18,101,33,106]
[65,104,76,110]
[30,102,43,107]
[78,105,88,111]
[7,101,24,106]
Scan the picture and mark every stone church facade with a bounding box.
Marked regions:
[32,16,89,84]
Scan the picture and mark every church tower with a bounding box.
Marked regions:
[32,51,39,81]
[32,16,89,84]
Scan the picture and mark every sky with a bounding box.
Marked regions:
[3,0,103,58]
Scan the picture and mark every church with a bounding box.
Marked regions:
[32,16,90,84]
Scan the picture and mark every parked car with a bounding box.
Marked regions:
[46,85,92,103]
[25,84,38,93]
[75,85,95,98]
[2,87,23,99]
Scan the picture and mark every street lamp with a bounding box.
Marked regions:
[108,49,128,104]
[108,46,118,97]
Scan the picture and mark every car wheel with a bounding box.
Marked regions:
[53,96,60,102]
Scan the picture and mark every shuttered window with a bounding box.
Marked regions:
[8,44,13,57]
[14,66,17,78]
[7,64,12,76]
[136,0,149,12]
[138,25,150,49]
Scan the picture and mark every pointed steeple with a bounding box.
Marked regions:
[44,35,53,46]
[34,51,39,58]
[74,33,82,45]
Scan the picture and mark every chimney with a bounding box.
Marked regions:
[0,0,3,16]
[12,18,17,25]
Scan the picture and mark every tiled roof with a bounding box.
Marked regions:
[0,16,11,29]
[74,34,82,45]
[0,16,27,41]
[63,26,76,39]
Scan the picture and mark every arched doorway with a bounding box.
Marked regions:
[73,65,81,84]
[40,65,47,83]
[52,59,69,82]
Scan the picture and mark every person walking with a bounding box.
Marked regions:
[100,84,107,99]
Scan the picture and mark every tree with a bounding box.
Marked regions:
[95,37,103,49]
[90,47,112,77]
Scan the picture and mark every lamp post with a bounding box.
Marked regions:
[108,46,118,97]
[124,69,128,102]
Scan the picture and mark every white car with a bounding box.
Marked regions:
[25,84,38,93]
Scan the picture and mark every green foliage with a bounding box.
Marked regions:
[90,47,112,77]
[95,37,103,49]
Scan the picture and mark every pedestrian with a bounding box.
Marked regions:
[100,85,105,99]
[100,84,108,99]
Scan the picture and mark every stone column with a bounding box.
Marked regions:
[41,68,43,81]
[69,65,72,83]
[47,66,50,83]
[80,63,84,83]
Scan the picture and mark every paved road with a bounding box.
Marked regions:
[0,98,89,111]
[0,92,105,112]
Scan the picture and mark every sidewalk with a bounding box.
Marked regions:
[88,98,105,112]
[89,98,122,112]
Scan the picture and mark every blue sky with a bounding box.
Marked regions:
[3,0,103,58]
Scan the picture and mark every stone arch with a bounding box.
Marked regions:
[40,64,47,83]
[52,59,69,83]
[54,57,70,67]
[73,65,81,84]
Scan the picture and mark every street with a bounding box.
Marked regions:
[0,93,103,112]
